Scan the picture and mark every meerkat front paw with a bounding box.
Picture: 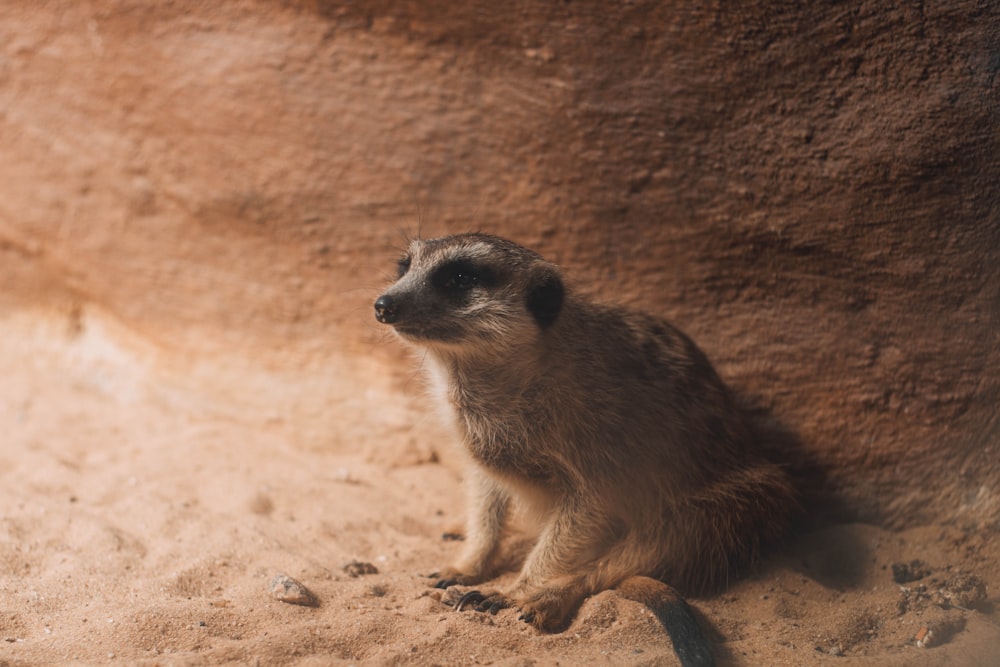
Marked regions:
[454,589,512,614]
[452,587,573,632]
[514,589,576,632]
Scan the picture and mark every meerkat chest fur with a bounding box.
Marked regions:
[428,351,557,482]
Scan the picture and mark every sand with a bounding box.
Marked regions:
[1,304,998,667]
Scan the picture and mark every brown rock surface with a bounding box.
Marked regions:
[1,1,998,664]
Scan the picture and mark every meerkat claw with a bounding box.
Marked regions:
[455,590,486,612]
[476,594,510,614]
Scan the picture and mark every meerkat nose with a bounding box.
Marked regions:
[374,295,399,324]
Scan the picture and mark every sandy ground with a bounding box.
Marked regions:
[1,303,998,667]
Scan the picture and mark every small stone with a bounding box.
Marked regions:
[916,618,966,648]
[891,559,931,584]
[342,560,379,577]
[268,573,318,607]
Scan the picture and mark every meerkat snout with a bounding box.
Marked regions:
[373,294,399,324]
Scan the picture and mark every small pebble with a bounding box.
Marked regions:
[268,573,318,607]
[915,617,966,648]
[342,560,379,577]
[891,559,931,584]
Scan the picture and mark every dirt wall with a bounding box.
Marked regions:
[1,0,998,527]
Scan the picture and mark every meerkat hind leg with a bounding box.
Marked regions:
[505,532,667,631]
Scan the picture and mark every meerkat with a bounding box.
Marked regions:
[374,233,796,667]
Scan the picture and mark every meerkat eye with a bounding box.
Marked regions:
[433,260,493,292]
[396,255,411,278]
[449,272,477,290]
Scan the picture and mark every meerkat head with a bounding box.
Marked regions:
[373,233,565,357]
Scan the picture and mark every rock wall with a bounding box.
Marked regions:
[1,1,997,527]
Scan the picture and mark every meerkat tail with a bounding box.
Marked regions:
[616,576,715,667]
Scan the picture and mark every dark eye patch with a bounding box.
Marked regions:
[432,260,495,292]
[397,255,412,278]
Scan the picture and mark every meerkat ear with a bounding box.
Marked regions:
[526,263,564,328]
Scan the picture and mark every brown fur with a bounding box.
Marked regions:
[374,233,795,659]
